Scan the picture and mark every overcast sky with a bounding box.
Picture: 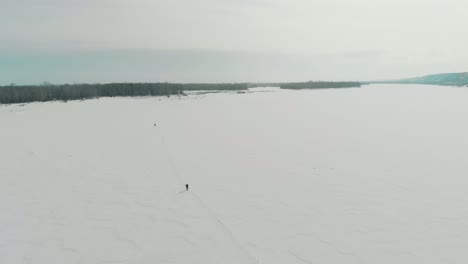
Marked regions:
[1,0,468,84]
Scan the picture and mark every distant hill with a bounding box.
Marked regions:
[377,72,468,86]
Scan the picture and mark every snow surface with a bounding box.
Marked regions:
[2,84,468,263]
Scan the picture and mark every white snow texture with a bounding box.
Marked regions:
[2,84,468,263]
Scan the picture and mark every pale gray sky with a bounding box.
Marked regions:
[1,0,468,84]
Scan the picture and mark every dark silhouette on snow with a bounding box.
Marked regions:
[185,184,189,191]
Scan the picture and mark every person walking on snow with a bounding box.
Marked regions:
[185,184,189,191]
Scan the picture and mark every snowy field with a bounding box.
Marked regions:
[3,84,468,264]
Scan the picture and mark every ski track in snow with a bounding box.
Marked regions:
[289,251,314,264]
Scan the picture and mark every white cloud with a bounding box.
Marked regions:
[1,0,467,82]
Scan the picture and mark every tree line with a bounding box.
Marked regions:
[180,83,248,91]
[0,83,248,104]
[279,81,361,89]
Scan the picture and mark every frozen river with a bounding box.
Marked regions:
[2,84,468,263]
